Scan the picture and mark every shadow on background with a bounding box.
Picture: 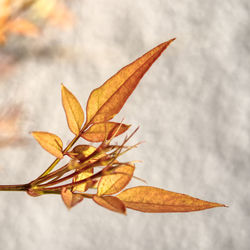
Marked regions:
[0,0,75,148]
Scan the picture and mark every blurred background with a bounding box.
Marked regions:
[0,0,249,249]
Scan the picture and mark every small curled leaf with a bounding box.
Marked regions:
[69,145,96,161]
[32,131,63,158]
[61,187,84,209]
[82,122,130,142]
[61,84,84,135]
[73,168,94,193]
[93,195,126,214]
[117,186,226,213]
[98,164,135,196]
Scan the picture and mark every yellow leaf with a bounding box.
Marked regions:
[73,168,93,193]
[93,195,126,214]
[69,145,107,165]
[61,84,84,135]
[61,187,83,209]
[32,131,63,158]
[85,38,175,126]
[71,145,96,159]
[117,186,226,213]
[8,18,39,37]
[98,164,135,196]
[82,122,130,142]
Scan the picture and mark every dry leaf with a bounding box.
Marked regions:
[32,131,63,158]
[93,195,126,214]
[61,84,84,135]
[61,187,83,209]
[85,38,175,126]
[98,164,135,196]
[72,144,96,156]
[117,186,225,213]
[70,145,96,160]
[73,168,93,193]
[82,122,130,142]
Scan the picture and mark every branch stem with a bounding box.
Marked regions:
[0,184,30,192]
[38,133,81,178]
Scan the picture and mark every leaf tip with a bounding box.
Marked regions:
[61,82,65,88]
[217,203,228,208]
[162,38,176,49]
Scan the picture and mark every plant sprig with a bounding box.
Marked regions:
[0,39,226,214]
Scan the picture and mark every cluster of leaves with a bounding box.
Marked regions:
[0,39,225,214]
[0,0,73,44]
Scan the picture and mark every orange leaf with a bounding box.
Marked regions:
[117,186,226,213]
[73,168,93,193]
[98,164,135,196]
[61,187,83,209]
[85,38,175,126]
[32,131,63,158]
[61,84,84,135]
[93,195,126,214]
[8,18,39,37]
[82,122,130,142]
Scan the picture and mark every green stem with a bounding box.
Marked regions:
[0,183,30,192]
[36,120,93,180]
[38,133,81,178]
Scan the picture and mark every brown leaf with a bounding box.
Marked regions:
[61,84,84,135]
[85,38,175,126]
[82,122,130,142]
[93,195,126,214]
[98,164,135,196]
[61,187,83,209]
[117,186,226,213]
[32,131,63,158]
[69,145,96,161]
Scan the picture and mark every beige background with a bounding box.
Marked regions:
[0,0,249,249]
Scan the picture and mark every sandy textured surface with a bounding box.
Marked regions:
[0,0,249,249]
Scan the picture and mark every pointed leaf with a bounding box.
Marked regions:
[61,84,84,135]
[32,131,63,158]
[85,38,175,126]
[98,164,135,196]
[93,195,126,214]
[117,186,226,213]
[61,187,84,209]
[82,122,130,142]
